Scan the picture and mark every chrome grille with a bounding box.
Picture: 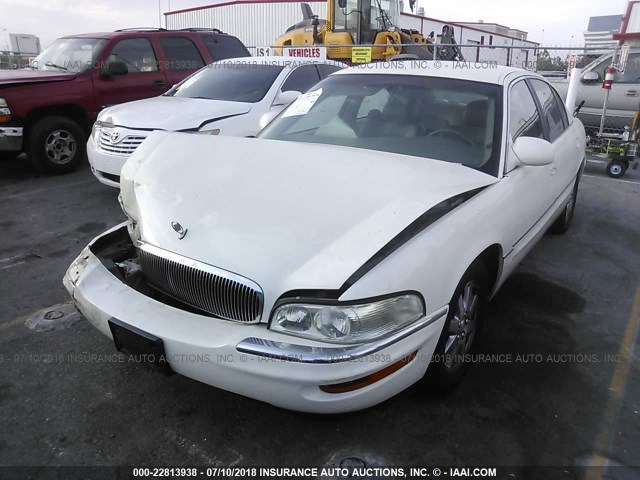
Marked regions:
[98,130,146,155]
[137,243,263,323]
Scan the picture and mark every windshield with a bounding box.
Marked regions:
[31,38,107,72]
[259,73,504,176]
[165,63,285,103]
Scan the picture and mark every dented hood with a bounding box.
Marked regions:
[98,96,252,131]
[120,132,497,300]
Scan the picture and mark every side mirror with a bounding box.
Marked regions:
[580,70,599,83]
[102,61,128,77]
[273,90,301,106]
[338,0,347,8]
[511,136,554,167]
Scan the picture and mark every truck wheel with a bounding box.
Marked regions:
[27,116,86,174]
[419,261,488,394]
[606,159,628,178]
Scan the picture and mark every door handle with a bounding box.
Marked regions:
[626,90,638,97]
[153,80,166,88]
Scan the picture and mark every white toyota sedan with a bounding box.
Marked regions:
[65,63,585,413]
[87,56,344,187]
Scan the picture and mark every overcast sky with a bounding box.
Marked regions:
[0,0,630,50]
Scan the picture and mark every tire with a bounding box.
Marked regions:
[549,173,580,235]
[27,116,86,174]
[606,159,628,178]
[420,261,488,393]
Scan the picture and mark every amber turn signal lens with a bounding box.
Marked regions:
[319,350,419,394]
[0,114,11,123]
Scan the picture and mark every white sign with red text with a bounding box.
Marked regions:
[283,46,327,61]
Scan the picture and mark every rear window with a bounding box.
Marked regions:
[159,36,205,70]
[201,35,250,61]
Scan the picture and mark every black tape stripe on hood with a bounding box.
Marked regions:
[338,186,487,295]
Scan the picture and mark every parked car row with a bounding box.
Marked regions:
[62,58,586,412]
[88,56,343,186]
[0,28,250,172]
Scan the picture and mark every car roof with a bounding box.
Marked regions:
[333,61,540,85]
[216,56,346,68]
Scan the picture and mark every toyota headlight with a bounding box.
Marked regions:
[92,119,114,139]
[197,128,220,135]
[270,294,424,344]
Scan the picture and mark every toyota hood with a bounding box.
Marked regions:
[99,96,252,131]
[120,132,498,302]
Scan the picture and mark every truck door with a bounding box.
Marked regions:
[607,52,640,132]
[92,37,168,110]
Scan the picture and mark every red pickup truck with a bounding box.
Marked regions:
[0,28,249,173]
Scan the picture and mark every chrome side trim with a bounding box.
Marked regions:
[236,306,449,364]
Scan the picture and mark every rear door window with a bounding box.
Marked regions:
[317,64,343,79]
[159,36,205,70]
[108,38,158,73]
[281,65,321,93]
[201,35,249,61]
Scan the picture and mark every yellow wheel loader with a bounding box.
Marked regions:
[273,0,464,63]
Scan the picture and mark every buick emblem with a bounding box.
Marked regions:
[171,221,188,239]
[109,131,121,143]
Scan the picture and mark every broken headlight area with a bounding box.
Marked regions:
[88,226,210,317]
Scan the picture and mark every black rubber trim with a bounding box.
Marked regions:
[338,186,487,294]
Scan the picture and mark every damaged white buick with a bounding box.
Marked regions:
[64,63,585,413]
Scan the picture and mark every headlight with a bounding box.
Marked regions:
[0,98,10,122]
[270,294,424,344]
[92,119,114,139]
[197,128,220,135]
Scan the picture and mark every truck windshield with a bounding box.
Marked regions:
[31,38,107,73]
[165,63,284,103]
[259,73,504,177]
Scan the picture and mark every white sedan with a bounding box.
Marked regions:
[65,63,585,413]
[87,56,344,187]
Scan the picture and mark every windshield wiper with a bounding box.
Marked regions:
[45,61,68,71]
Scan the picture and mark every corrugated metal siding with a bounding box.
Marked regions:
[166,2,536,65]
[167,2,327,48]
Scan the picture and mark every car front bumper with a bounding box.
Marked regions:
[0,126,23,152]
[87,134,129,188]
[63,224,448,413]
